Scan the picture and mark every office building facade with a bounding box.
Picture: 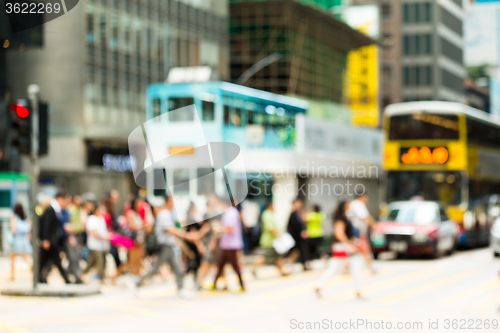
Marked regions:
[6,0,229,200]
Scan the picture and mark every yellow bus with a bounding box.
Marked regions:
[383,101,500,248]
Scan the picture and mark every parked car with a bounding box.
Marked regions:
[371,201,458,259]
[490,217,500,257]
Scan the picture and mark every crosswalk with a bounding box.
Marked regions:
[0,250,499,333]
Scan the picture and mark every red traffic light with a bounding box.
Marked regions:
[10,102,30,118]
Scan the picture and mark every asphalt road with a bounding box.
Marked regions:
[0,248,499,333]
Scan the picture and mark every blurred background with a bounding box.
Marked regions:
[0,1,499,332]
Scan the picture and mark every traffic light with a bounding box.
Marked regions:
[10,99,31,155]
[39,102,49,156]
[9,99,49,156]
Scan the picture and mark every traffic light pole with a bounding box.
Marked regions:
[28,84,40,291]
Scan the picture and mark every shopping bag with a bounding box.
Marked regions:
[272,233,296,255]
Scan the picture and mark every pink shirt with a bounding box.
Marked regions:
[219,207,243,250]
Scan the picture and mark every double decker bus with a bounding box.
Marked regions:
[382,101,500,248]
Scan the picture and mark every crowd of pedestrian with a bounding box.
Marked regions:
[9,189,377,299]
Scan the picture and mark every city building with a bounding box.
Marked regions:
[350,0,465,103]
[228,0,372,104]
[5,0,229,202]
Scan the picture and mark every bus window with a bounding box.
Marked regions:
[223,106,241,126]
[224,105,230,125]
[173,169,190,195]
[153,168,166,197]
[386,171,462,205]
[153,98,161,121]
[253,112,264,125]
[248,110,254,125]
[467,117,500,148]
[234,108,242,127]
[389,114,459,140]
[168,97,194,121]
[202,101,215,121]
[197,168,215,195]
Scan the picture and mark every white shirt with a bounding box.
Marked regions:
[155,209,176,246]
[86,215,109,251]
[51,199,61,214]
[348,199,370,236]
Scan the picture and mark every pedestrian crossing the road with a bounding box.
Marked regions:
[0,250,499,333]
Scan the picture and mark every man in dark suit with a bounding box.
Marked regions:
[39,191,70,284]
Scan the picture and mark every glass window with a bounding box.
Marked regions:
[153,98,161,120]
[202,101,215,121]
[382,3,392,20]
[113,87,119,107]
[153,168,166,197]
[168,97,194,121]
[383,206,438,225]
[86,83,96,104]
[415,35,421,54]
[224,105,230,125]
[383,65,392,83]
[424,3,432,22]
[197,168,215,195]
[403,35,410,55]
[386,171,462,206]
[234,108,242,127]
[425,34,433,54]
[248,110,255,125]
[100,13,106,46]
[403,66,411,86]
[414,3,420,22]
[86,14,95,43]
[100,84,107,105]
[173,169,190,195]
[403,4,410,23]
[467,117,500,148]
[389,114,460,140]
[426,66,433,85]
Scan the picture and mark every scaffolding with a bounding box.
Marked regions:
[229,0,373,103]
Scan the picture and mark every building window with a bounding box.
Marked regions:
[415,35,421,54]
[113,87,119,108]
[403,35,410,55]
[424,34,433,54]
[382,3,392,20]
[403,3,410,23]
[86,83,96,104]
[382,65,392,83]
[100,13,106,47]
[414,3,420,22]
[424,3,432,22]
[100,84,107,105]
[86,13,94,43]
